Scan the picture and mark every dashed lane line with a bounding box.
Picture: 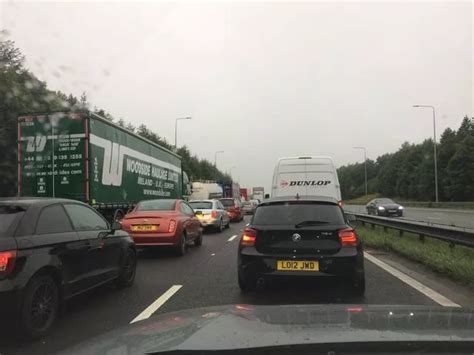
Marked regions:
[228,235,238,242]
[130,285,183,324]
[364,252,460,307]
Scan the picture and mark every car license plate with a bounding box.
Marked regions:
[277,260,319,271]
[131,225,157,232]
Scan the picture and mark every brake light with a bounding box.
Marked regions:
[168,220,176,233]
[0,250,17,276]
[211,211,218,218]
[338,228,358,246]
[240,228,257,247]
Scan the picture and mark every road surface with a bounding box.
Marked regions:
[345,204,474,230]
[1,216,472,354]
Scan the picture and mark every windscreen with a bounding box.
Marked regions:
[378,198,395,204]
[0,205,26,237]
[189,201,213,210]
[220,199,234,207]
[253,202,345,226]
[136,199,176,211]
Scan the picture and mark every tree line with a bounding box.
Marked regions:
[338,116,474,202]
[0,35,231,197]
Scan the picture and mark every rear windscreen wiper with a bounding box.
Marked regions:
[294,220,330,228]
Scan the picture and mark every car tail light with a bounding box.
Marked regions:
[168,220,176,233]
[211,211,218,218]
[240,228,257,247]
[0,250,17,276]
[338,228,358,246]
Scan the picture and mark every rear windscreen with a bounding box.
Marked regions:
[253,202,345,226]
[220,199,234,207]
[0,205,26,237]
[189,201,213,210]
[136,199,176,211]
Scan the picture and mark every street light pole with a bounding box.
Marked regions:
[174,117,192,149]
[413,105,439,203]
[353,146,367,197]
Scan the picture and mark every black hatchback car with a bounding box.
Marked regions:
[0,198,136,338]
[237,196,365,295]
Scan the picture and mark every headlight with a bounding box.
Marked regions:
[398,206,404,210]
[378,206,385,210]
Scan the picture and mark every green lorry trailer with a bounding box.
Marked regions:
[17,111,189,220]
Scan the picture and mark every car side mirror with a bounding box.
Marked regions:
[111,221,122,233]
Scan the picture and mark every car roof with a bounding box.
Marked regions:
[0,197,85,208]
[259,195,339,206]
[189,199,216,203]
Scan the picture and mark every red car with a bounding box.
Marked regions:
[121,199,202,255]
[219,198,244,222]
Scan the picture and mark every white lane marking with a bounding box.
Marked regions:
[228,235,238,242]
[364,252,460,308]
[211,253,215,256]
[130,285,182,324]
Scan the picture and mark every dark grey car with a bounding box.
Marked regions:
[366,198,404,217]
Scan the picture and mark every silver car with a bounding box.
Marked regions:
[189,199,231,232]
[242,200,258,215]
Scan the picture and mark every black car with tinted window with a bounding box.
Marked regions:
[237,196,365,295]
[0,198,136,339]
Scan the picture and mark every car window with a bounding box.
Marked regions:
[0,205,26,238]
[189,201,213,210]
[181,203,195,215]
[64,204,109,231]
[253,202,345,226]
[220,199,234,207]
[36,205,74,235]
[217,201,225,209]
[136,199,176,211]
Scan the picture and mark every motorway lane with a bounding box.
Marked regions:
[345,204,474,230]
[0,216,456,355]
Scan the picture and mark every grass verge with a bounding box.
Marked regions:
[357,225,474,288]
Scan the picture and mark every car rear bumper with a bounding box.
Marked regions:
[198,218,221,227]
[131,232,179,246]
[227,211,241,220]
[238,247,364,281]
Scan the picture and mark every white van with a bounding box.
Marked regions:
[271,156,342,201]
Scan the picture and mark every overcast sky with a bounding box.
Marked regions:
[2,1,473,192]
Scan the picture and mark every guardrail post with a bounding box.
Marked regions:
[361,221,365,227]
[399,230,404,237]
[371,223,375,230]
[449,242,455,249]
[419,234,425,243]
[383,226,388,233]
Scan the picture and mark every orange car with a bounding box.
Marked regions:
[121,199,202,255]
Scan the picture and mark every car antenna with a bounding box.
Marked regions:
[295,193,300,200]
